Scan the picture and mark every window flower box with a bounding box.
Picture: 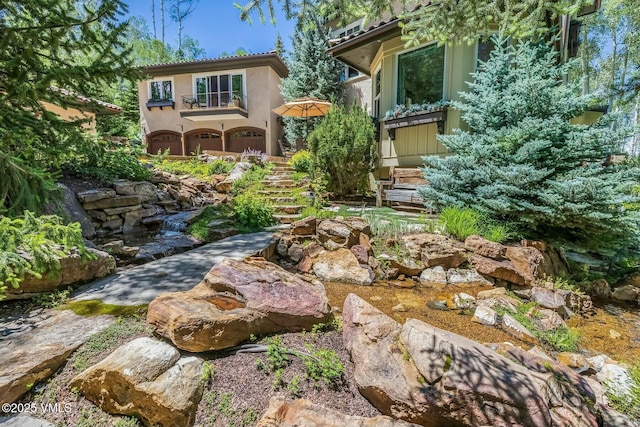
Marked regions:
[383,108,447,139]
[145,99,175,110]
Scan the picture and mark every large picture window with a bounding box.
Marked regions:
[396,44,445,105]
[195,73,244,108]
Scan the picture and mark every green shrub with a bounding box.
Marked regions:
[233,193,276,228]
[64,138,151,182]
[231,163,274,195]
[0,212,93,299]
[308,105,378,197]
[0,151,58,216]
[439,206,515,243]
[187,205,234,242]
[290,150,313,173]
[152,158,233,181]
[439,207,482,240]
[505,300,580,352]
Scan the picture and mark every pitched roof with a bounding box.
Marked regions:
[327,3,425,75]
[142,52,288,78]
[49,86,122,115]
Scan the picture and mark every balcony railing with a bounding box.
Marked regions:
[180,92,247,111]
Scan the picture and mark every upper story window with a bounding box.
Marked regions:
[194,73,245,108]
[476,38,496,67]
[373,69,381,118]
[338,24,361,38]
[149,79,173,101]
[340,65,360,81]
[397,43,445,106]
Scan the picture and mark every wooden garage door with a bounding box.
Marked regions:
[147,131,182,155]
[185,129,222,155]
[226,127,266,153]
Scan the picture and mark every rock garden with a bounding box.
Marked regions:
[2,198,640,426]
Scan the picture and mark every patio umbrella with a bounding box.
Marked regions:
[273,97,332,149]
[272,97,332,118]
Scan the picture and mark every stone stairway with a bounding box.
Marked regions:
[261,163,307,224]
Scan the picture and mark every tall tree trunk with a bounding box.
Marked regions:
[152,0,157,39]
[581,23,590,95]
[632,96,640,157]
[618,48,629,106]
[609,25,618,111]
[160,0,165,44]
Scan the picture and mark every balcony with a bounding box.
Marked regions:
[179,92,248,121]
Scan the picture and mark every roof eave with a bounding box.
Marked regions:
[327,20,403,76]
[143,53,289,78]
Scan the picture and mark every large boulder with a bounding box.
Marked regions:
[342,294,598,427]
[290,216,317,236]
[113,180,159,203]
[43,184,95,239]
[147,257,331,352]
[0,310,114,405]
[256,396,420,427]
[471,255,526,286]
[401,233,467,268]
[317,219,360,250]
[464,235,507,259]
[82,194,142,210]
[531,287,566,310]
[612,285,640,302]
[505,244,568,286]
[313,248,373,285]
[70,337,204,427]
[215,162,252,193]
[4,248,115,300]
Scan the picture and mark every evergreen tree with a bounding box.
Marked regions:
[308,105,378,196]
[418,37,640,255]
[280,12,344,145]
[274,32,285,58]
[0,0,136,215]
[236,0,594,44]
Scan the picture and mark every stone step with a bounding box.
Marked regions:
[267,171,294,178]
[265,196,297,204]
[272,205,305,215]
[261,180,296,188]
[272,162,291,168]
[273,214,302,224]
[258,189,293,196]
[273,166,295,172]
[265,175,294,180]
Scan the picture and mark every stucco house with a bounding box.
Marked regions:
[42,87,122,131]
[327,1,601,179]
[139,52,288,156]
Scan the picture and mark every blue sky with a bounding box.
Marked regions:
[123,1,297,58]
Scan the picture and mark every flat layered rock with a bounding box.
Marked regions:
[342,294,598,427]
[313,249,373,285]
[471,254,526,286]
[257,396,420,427]
[0,310,114,405]
[71,337,204,427]
[4,248,115,300]
[401,233,467,268]
[148,257,331,351]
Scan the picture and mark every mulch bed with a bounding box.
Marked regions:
[17,316,378,427]
[195,330,380,426]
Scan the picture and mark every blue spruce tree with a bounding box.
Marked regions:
[419,37,640,254]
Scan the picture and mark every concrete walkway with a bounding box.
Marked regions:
[72,231,275,306]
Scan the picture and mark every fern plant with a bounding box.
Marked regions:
[0,211,93,299]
